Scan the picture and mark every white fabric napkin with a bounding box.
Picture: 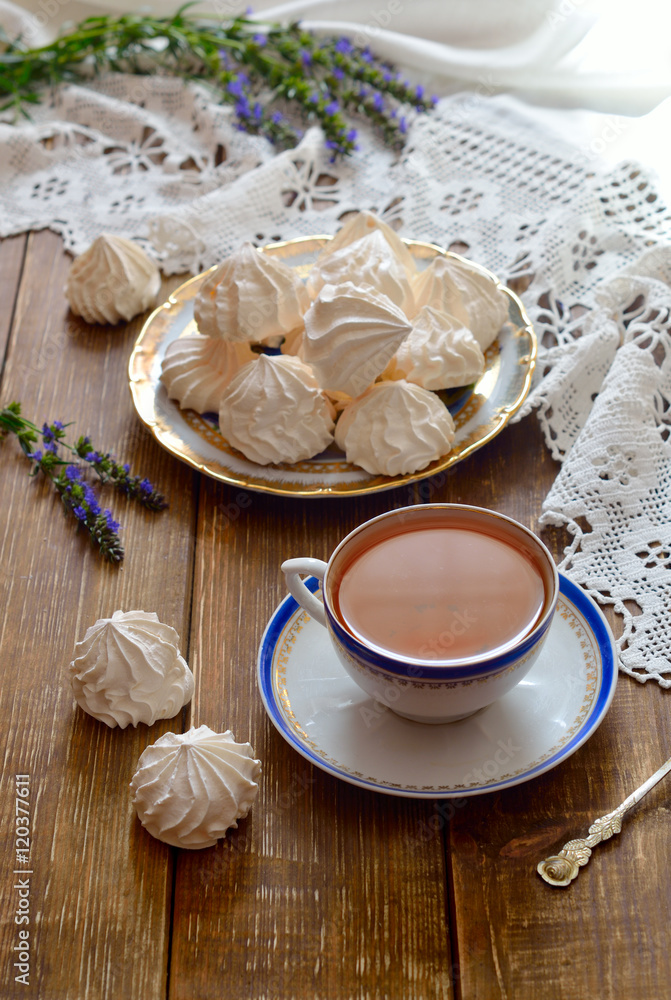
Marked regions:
[6,0,671,114]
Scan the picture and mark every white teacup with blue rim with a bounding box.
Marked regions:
[282,504,559,724]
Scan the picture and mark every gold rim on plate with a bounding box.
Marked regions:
[128,236,537,498]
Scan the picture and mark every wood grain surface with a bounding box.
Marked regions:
[1,232,670,1000]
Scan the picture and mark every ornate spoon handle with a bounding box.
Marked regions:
[537,755,671,886]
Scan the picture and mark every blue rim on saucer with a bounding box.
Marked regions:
[257,573,618,798]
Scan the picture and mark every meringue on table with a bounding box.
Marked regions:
[130,726,262,849]
[69,610,194,728]
[65,234,161,325]
[218,354,335,465]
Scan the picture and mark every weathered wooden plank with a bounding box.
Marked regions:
[0,234,28,376]
[169,482,455,1000]
[448,672,671,999]
[0,231,197,1000]
[446,417,671,999]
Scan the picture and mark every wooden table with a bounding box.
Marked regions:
[1,230,669,1000]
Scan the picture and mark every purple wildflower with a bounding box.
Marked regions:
[235,96,251,117]
[227,77,245,98]
[104,510,120,533]
[83,485,101,516]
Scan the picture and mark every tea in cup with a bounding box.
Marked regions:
[282,504,558,723]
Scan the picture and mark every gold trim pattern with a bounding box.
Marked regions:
[270,595,602,792]
[334,636,538,690]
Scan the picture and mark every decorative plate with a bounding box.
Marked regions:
[257,574,618,798]
[129,236,537,498]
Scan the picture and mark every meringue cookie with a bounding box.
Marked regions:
[412,256,508,351]
[160,334,256,413]
[130,726,261,849]
[335,379,456,476]
[194,242,310,343]
[65,235,161,325]
[307,230,415,316]
[302,282,412,397]
[316,210,417,275]
[386,306,485,390]
[219,354,335,465]
[69,611,194,729]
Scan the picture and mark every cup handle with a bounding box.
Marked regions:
[281,558,328,627]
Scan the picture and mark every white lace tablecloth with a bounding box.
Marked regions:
[2,9,671,687]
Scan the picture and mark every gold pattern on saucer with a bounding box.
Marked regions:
[129,236,537,498]
[270,594,601,793]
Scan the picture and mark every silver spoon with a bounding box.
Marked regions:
[537,754,671,886]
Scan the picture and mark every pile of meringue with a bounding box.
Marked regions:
[69,610,261,849]
[160,212,509,477]
[65,235,161,325]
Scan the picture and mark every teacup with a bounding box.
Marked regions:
[281,504,558,724]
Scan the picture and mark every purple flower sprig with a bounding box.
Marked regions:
[73,436,168,512]
[53,465,124,563]
[3,9,438,160]
[0,402,168,564]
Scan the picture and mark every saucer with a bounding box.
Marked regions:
[257,574,618,798]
